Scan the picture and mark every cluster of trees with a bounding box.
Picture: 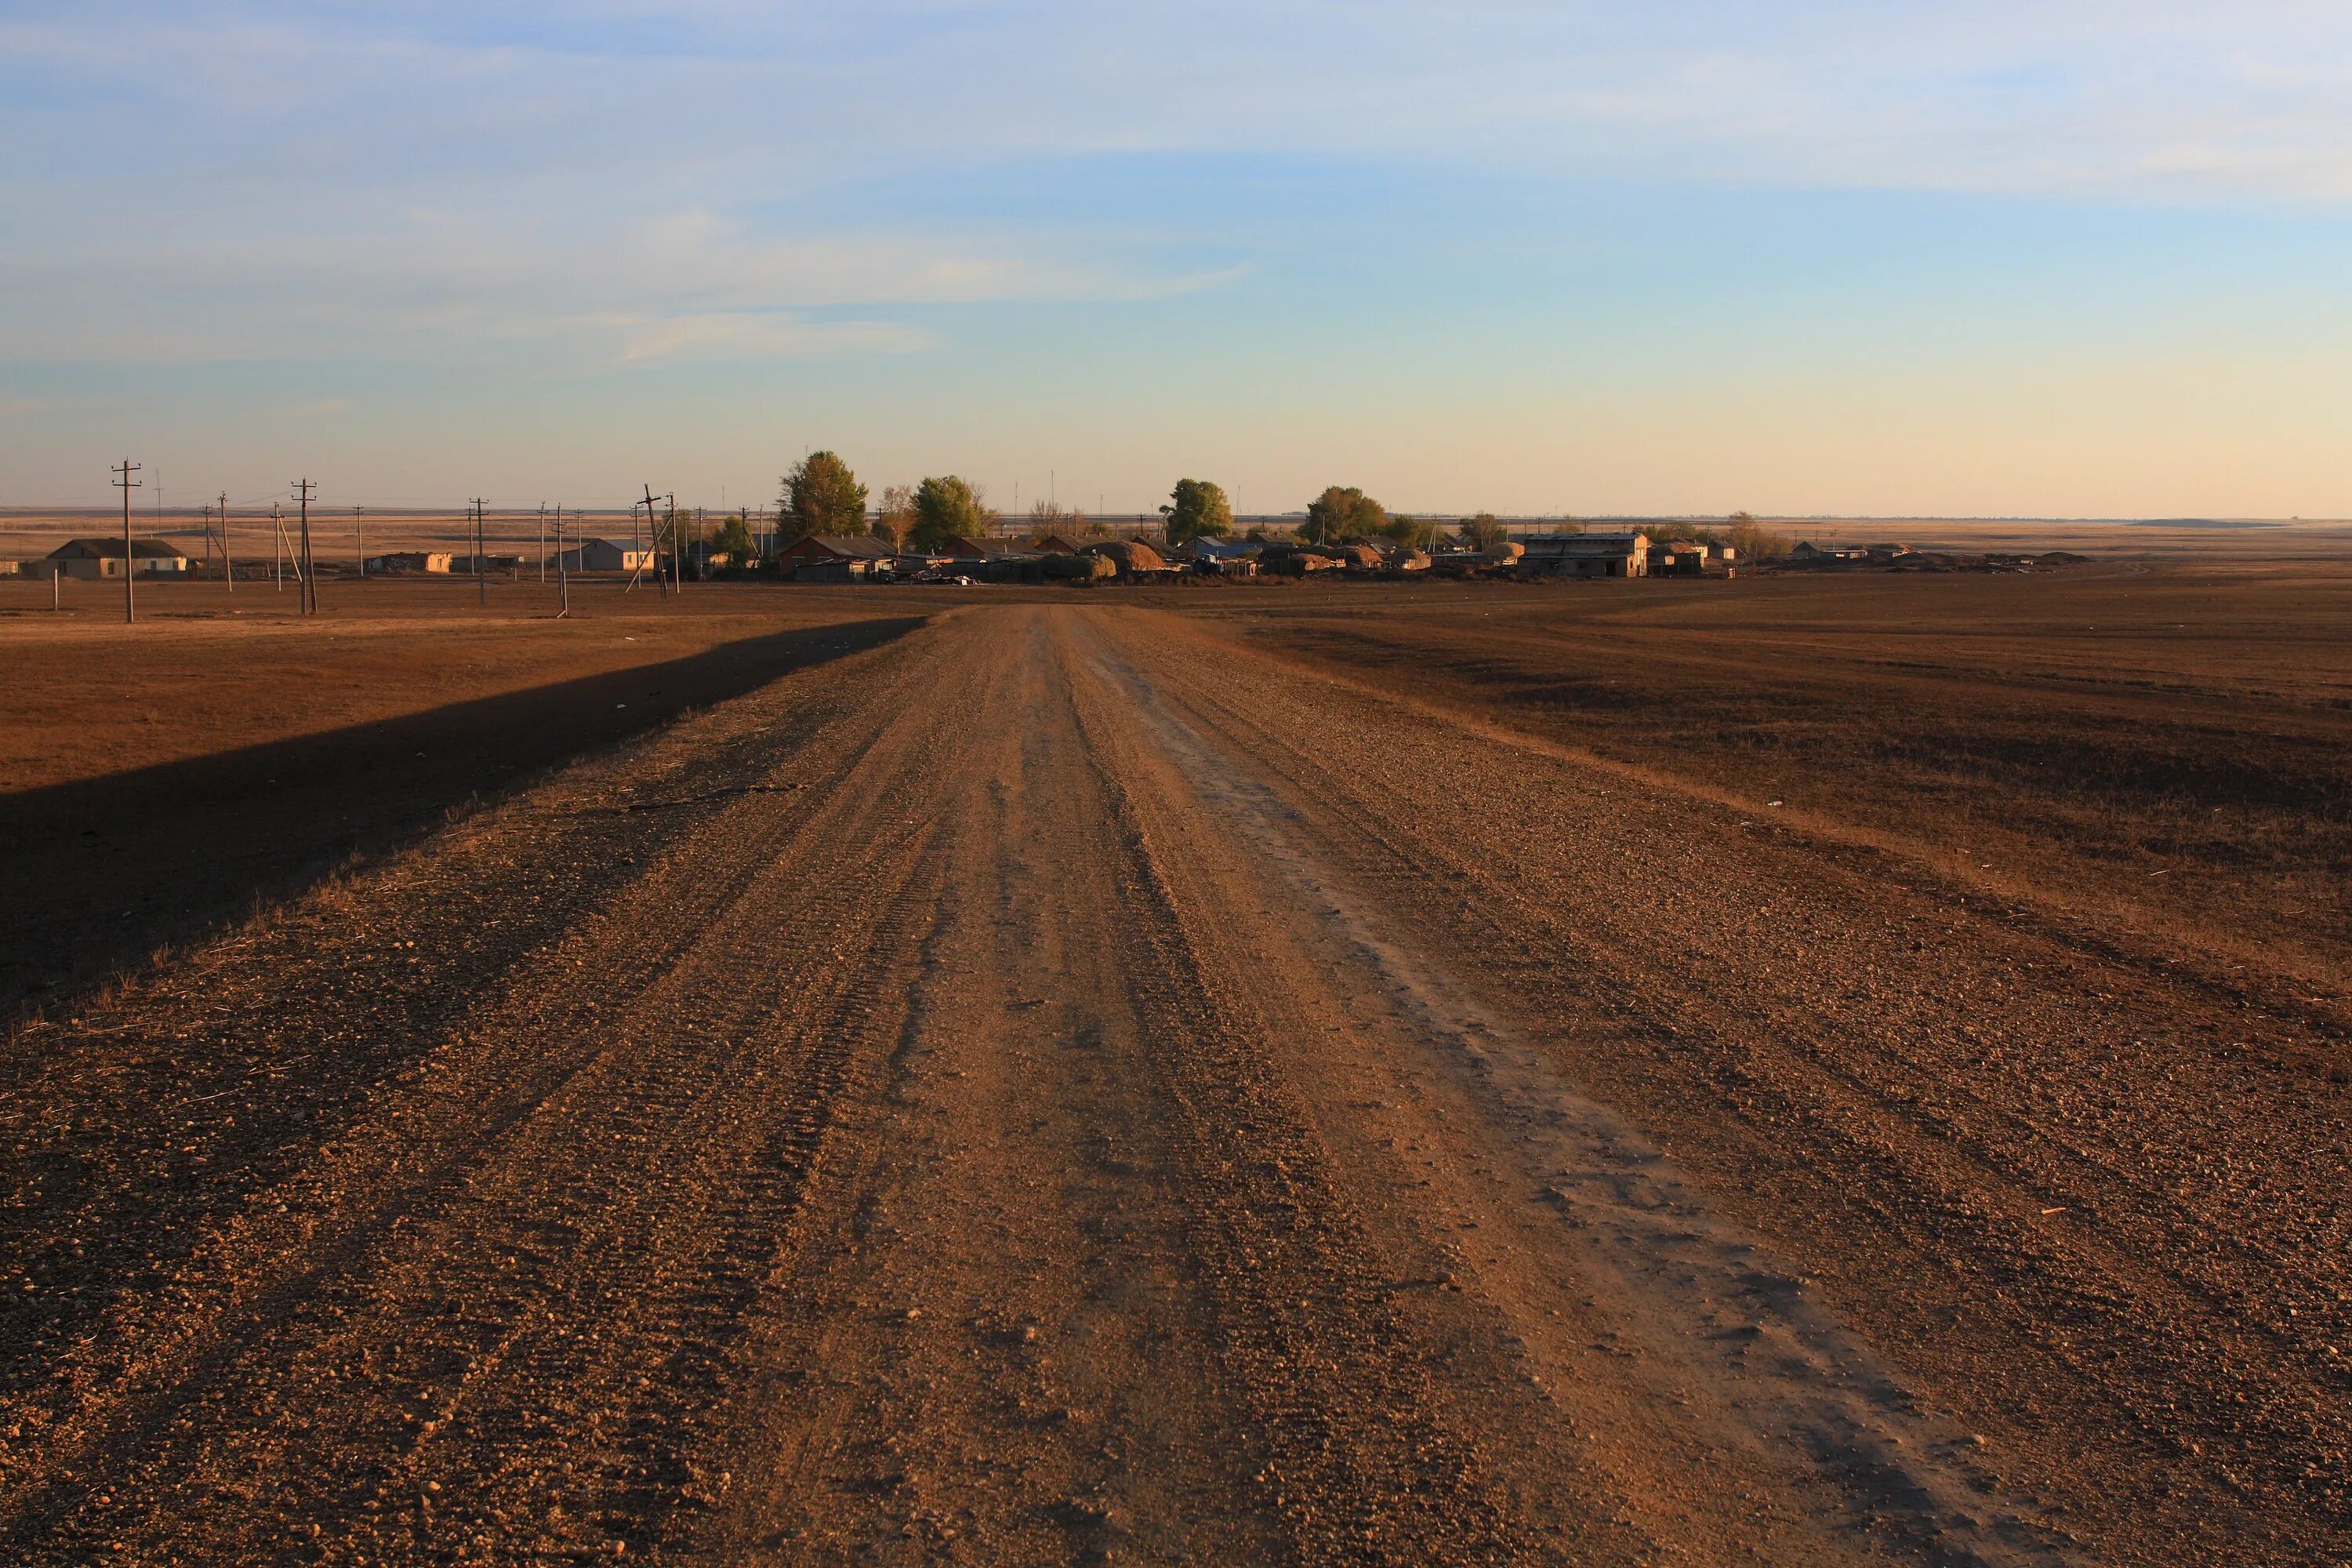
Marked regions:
[774,452,1785,560]
[782,455,1002,552]
[1637,511,1791,558]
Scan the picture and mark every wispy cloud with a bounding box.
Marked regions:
[7,2,2352,512]
[593,312,929,365]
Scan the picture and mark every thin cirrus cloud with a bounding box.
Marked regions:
[6,2,2352,511]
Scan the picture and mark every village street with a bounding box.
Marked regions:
[2,604,2341,1566]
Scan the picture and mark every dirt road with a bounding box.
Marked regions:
[3,605,2343,1565]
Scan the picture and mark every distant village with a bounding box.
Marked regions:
[4,463,2082,589]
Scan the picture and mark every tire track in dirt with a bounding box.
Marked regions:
[0,615,985,1561]
[1062,611,2072,1568]
[3,602,2330,1565]
[1078,605,2348,1567]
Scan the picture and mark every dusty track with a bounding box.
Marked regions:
[3,605,2343,1565]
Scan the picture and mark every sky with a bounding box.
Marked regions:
[5,2,2352,517]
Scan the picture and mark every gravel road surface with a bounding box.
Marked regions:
[4,604,2342,1566]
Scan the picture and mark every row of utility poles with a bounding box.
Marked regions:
[83,463,727,622]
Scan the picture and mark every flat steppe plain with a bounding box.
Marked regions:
[2,566,2347,1566]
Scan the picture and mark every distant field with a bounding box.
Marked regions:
[0,578,938,1015]
[9,508,2352,567]
[1190,563,2352,999]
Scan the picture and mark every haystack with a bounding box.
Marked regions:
[1040,550,1116,582]
[1082,539,1168,576]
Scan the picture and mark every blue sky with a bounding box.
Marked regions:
[6,2,2352,515]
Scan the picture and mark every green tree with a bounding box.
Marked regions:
[1159,477,1235,545]
[1302,485,1386,543]
[779,451,869,541]
[1459,512,1510,552]
[912,475,990,550]
[714,511,756,564]
[1382,513,1442,549]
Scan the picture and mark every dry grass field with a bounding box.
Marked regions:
[2,559,2347,1565]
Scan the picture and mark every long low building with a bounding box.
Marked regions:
[365,550,452,574]
[34,537,191,579]
[778,534,895,579]
[1518,532,1650,578]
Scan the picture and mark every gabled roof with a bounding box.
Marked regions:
[787,533,895,559]
[50,537,187,560]
[1523,532,1649,553]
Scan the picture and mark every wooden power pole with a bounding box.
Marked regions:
[111,459,141,623]
[470,499,488,606]
[293,477,318,615]
[220,493,234,590]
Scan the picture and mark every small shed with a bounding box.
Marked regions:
[1654,542,1710,577]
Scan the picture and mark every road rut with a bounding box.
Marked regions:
[3,604,2339,1565]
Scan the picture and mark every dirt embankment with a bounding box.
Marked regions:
[2,603,2343,1565]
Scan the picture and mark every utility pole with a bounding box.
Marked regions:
[112,459,141,623]
[669,492,682,593]
[293,477,317,615]
[556,503,570,616]
[629,484,664,595]
[625,495,648,593]
[470,499,488,606]
[219,493,234,590]
[539,503,547,583]
[273,503,285,590]
[354,505,365,578]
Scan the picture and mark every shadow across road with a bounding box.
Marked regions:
[0,615,925,1019]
